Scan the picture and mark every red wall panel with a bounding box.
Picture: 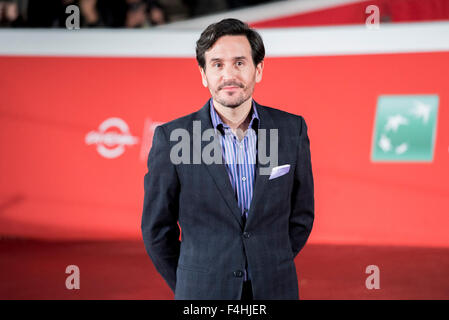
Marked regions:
[0,52,448,247]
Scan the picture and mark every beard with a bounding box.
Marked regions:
[215,93,249,109]
[213,82,253,109]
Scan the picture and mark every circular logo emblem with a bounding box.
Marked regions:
[85,118,139,158]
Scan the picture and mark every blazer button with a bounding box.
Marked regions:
[243,232,251,239]
[233,270,243,277]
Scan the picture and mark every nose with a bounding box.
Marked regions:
[222,63,238,81]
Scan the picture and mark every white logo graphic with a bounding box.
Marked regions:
[372,95,438,161]
[395,142,408,154]
[85,118,139,159]
[385,114,408,132]
[378,134,392,152]
[377,99,433,155]
[411,100,431,124]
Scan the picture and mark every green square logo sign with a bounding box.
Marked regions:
[371,95,439,162]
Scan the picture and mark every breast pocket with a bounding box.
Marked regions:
[267,162,295,181]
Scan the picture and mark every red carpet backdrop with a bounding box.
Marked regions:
[0,0,449,300]
[1,31,448,246]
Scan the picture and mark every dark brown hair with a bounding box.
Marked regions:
[196,18,265,69]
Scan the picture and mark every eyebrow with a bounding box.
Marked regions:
[209,56,248,63]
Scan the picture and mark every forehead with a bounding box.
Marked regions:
[205,35,252,60]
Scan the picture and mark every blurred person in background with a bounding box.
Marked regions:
[180,0,275,18]
[124,0,166,27]
[23,0,166,27]
[0,0,26,26]
[26,0,68,27]
[226,0,275,10]
[1,0,280,27]
[94,0,166,27]
[182,0,227,18]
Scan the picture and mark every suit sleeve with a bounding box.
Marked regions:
[289,116,315,258]
[141,125,180,293]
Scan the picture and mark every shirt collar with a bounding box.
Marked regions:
[209,98,260,135]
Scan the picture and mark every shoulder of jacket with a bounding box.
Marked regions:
[257,104,305,131]
[258,104,303,120]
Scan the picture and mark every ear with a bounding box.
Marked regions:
[255,61,264,83]
[199,66,208,87]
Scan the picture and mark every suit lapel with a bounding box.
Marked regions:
[192,100,280,229]
[246,102,277,228]
[194,101,244,228]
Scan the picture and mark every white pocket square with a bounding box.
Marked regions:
[269,164,291,180]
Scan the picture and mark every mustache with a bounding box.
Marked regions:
[218,81,244,90]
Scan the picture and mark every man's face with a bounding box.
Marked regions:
[200,35,263,109]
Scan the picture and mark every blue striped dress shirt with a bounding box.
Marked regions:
[210,99,259,281]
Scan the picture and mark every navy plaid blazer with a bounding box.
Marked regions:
[141,100,314,300]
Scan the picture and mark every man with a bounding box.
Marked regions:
[141,18,314,300]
